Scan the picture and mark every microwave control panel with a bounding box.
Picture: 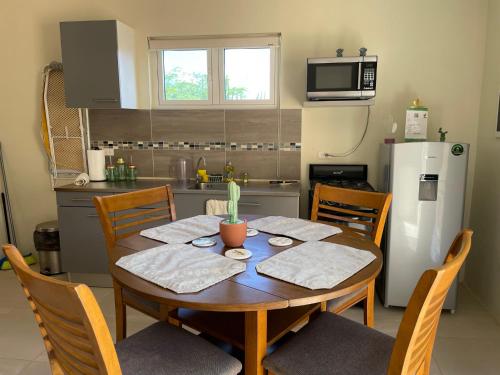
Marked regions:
[361,62,377,91]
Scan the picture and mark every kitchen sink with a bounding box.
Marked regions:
[188,182,229,191]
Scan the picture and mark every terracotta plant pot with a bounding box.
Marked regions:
[220,219,247,248]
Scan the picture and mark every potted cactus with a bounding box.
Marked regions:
[220,181,247,247]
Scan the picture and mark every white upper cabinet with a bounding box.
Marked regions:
[60,20,137,109]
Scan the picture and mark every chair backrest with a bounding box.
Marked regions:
[310,183,392,246]
[93,185,177,251]
[388,229,473,375]
[2,244,121,375]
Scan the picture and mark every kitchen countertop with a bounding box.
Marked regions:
[54,180,301,197]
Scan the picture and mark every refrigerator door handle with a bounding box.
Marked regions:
[419,174,439,181]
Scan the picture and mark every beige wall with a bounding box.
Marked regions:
[0,0,488,250]
[466,0,500,323]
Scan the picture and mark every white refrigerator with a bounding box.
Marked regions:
[378,142,468,310]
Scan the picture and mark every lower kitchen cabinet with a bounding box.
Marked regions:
[56,188,299,286]
[58,206,109,274]
[173,193,299,219]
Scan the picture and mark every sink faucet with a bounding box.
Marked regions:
[195,156,207,183]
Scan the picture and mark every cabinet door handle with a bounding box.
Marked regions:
[239,202,261,207]
[93,98,119,102]
[71,198,92,202]
[87,214,99,218]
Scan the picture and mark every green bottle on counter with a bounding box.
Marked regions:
[116,157,127,181]
[223,161,235,182]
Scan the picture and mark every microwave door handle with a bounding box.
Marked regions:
[357,63,361,90]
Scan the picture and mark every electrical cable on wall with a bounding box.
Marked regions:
[324,106,371,157]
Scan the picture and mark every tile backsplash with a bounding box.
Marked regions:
[89,109,301,180]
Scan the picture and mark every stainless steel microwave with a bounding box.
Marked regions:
[306,56,377,100]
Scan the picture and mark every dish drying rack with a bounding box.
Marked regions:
[208,174,224,183]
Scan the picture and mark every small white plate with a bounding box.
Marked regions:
[192,237,217,247]
[225,248,252,260]
[247,228,259,237]
[268,237,293,247]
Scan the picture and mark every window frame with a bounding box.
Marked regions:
[150,34,280,109]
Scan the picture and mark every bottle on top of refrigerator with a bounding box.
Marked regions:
[405,98,428,142]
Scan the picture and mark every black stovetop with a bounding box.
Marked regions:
[308,164,375,218]
[309,164,374,192]
[310,179,374,192]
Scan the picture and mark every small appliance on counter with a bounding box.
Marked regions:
[378,142,469,311]
[307,47,377,101]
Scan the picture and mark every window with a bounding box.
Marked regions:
[224,48,271,101]
[162,49,209,101]
[149,34,280,108]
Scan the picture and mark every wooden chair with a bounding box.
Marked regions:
[263,229,473,375]
[2,244,242,375]
[311,183,392,327]
[93,185,177,340]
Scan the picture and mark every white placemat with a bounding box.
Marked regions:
[255,241,376,290]
[140,215,221,244]
[248,216,342,241]
[116,244,246,293]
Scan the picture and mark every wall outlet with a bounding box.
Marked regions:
[318,152,328,159]
[103,148,114,157]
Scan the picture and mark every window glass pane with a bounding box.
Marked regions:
[163,50,208,100]
[224,48,271,101]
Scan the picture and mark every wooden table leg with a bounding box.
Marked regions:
[113,281,126,341]
[160,305,181,327]
[245,310,267,375]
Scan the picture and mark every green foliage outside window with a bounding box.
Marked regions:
[225,78,247,100]
[164,67,247,101]
[164,67,208,100]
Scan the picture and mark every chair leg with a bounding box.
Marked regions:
[363,280,375,327]
[113,281,126,341]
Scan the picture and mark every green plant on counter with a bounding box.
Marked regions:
[227,181,240,224]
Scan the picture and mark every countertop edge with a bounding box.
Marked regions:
[54,181,302,197]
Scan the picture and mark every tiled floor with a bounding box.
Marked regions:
[0,267,499,375]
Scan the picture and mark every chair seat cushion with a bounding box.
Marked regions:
[116,321,242,375]
[327,286,367,313]
[263,313,394,375]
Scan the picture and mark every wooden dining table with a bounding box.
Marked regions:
[109,215,382,375]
